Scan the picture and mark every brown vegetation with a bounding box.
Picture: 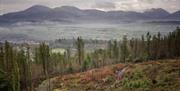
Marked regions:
[52,58,180,91]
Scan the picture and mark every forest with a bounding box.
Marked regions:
[0,27,180,91]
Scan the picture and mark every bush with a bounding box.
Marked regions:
[66,66,74,73]
[121,67,150,91]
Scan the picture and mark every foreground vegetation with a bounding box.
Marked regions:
[52,58,180,91]
[0,27,180,91]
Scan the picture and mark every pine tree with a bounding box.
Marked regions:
[38,43,50,78]
[11,56,20,91]
[113,40,119,63]
[157,32,161,59]
[4,41,12,72]
[26,45,32,91]
[107,40,113,58]
[140,35,147,60]
[146,32,151,59]
[75,37,85,66]
[120,35,129,63]
[17,49,27,89]
[0,46,4,70]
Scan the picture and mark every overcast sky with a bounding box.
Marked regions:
[0,0,180,15]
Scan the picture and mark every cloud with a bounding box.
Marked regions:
[92,2,116,10]
[137,0,154,4]
[115,0,180,12]
[0,0,34,5]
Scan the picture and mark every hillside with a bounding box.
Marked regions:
[37,58,180,91]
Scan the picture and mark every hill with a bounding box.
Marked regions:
[37,58,180,91]
[0,5,180,24]
[166,11,180,19]
[143,8,170,19]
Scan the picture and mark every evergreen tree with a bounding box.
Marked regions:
[146,32,151,59]
[107,40,113,58]
[75,37,85,66]
[26,45,32,91]
[113,40,119,63]
[38,43,50,78]
[0,46,4,70]
[120,35,129,63]
[11,56,20,91]
[140,35,147,60]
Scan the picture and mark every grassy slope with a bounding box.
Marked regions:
[51,58,180,91]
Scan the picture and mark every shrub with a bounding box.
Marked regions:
[121,67,150,91]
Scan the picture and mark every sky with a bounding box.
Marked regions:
[0,0,180,15]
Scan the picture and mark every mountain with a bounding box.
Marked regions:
[23,5,52,13]
[53,6,84,18]
[107,11,149,20]
[0,5,179,24]
[165,11,180,19]
[0,5,53,23]
[143,8,170,18]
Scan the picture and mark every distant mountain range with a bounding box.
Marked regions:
[0,5,180,24]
